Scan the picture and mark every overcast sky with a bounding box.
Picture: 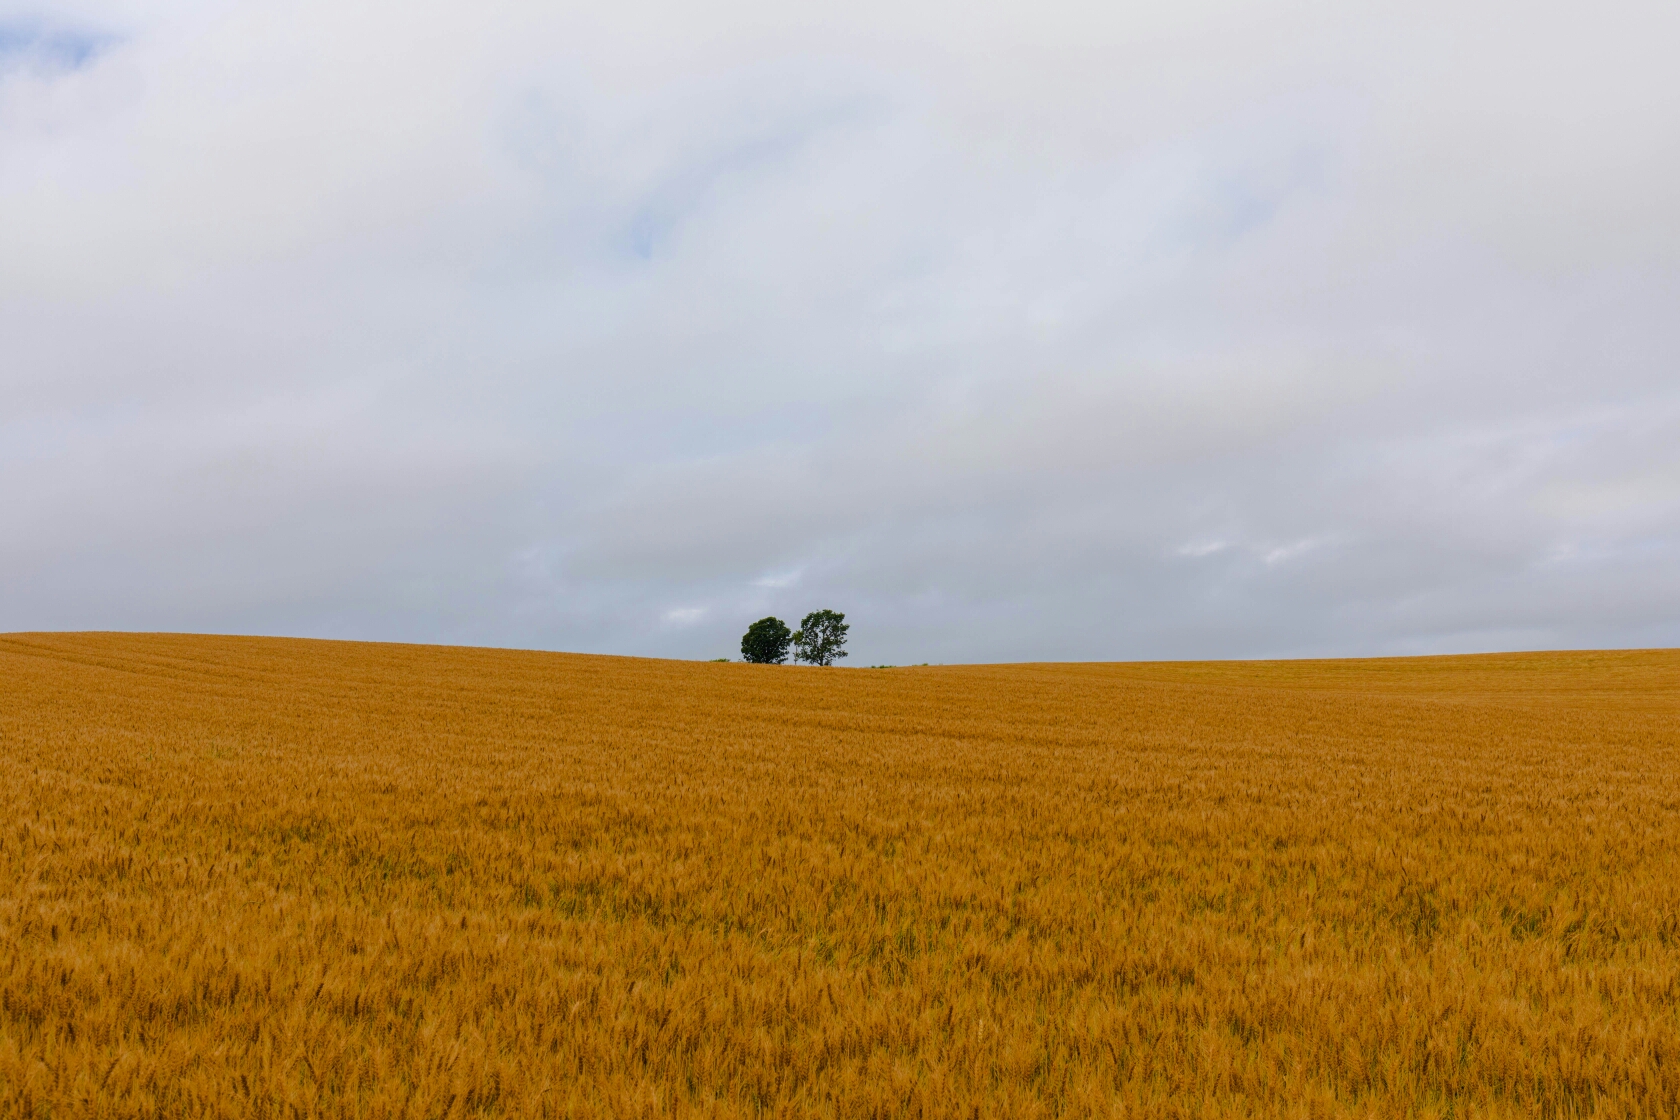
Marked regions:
[3,0,1677,663]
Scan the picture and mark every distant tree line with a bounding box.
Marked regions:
[741,611,848,666]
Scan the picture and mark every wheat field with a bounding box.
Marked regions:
[2,633,1678,1118]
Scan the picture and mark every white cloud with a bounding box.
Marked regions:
[1260,536,1337,567]
[662,607,708,626]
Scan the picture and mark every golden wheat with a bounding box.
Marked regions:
[2,633,1678,1118]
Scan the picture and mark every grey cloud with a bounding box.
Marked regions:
[2,0,1677,662]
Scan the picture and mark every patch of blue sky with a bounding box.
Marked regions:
[0,21,115,71]
[1202,159,1315,246]
[1204,176,1284,245]
[610,98,880,265]
[1143,141,1333,261]
[624,208,669,262]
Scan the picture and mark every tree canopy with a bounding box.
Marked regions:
[740,617,793,664]
[792,610,849,666]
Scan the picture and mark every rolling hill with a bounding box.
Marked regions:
[3,633,1677,1117]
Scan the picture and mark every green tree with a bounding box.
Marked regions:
[792,610,849,666]
[740,617,793,664]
